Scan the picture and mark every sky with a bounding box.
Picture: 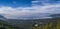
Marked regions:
[0,0,60,19]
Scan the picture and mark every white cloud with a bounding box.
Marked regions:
[0,4,60,19]
[32,0,60,6]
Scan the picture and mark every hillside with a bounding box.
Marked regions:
[0,14,60,29]
[6,18,58,29]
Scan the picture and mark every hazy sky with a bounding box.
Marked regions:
[0,0,60,19]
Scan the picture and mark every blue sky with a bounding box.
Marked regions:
[0,0,32,7]
[0,0,60,19]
